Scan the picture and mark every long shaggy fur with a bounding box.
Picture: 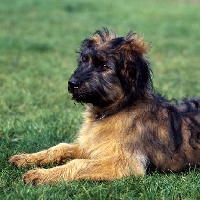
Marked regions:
[9,28,200,185]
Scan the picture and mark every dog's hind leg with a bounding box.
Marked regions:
[8,143,81,167]
[22,157,145,184]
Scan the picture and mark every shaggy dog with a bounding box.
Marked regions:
[9,28,200,185]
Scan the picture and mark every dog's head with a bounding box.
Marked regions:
[68,28,152,107]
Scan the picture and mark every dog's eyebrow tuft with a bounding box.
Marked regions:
[96,54,106,63]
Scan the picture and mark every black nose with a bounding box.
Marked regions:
[68,78,80,90]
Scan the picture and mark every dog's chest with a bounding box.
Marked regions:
[77,116,124,159]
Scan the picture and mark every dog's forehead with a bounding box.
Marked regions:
[88,50,107,62]
[81,45,112,60]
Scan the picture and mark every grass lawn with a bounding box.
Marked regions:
[1,0,200,199]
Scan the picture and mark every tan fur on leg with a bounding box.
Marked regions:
[8,143,81,167]
[22,157,145,185]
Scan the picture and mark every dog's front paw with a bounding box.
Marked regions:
[22,169,59,185]
[22,169,46,185]
[8,154,31,167]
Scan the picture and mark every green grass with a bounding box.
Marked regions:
[1,0,200,199]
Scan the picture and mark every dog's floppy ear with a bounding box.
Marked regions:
[118,32,152,95]
[134,56,152,91]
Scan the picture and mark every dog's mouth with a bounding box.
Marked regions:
[68,84,110,107]
[68,76,123,107]
[68,79,97,105]
[70,91,101,106]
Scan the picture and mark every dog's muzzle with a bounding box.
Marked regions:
[68,77,80,93]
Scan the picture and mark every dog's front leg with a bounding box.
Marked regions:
[8,143,81,167]
[22,157,145,185]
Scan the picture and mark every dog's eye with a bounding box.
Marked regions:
[103,64,109,69]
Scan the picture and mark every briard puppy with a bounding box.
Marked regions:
[9,28,200,185]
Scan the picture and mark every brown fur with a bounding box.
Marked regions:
[8,28,200,185]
